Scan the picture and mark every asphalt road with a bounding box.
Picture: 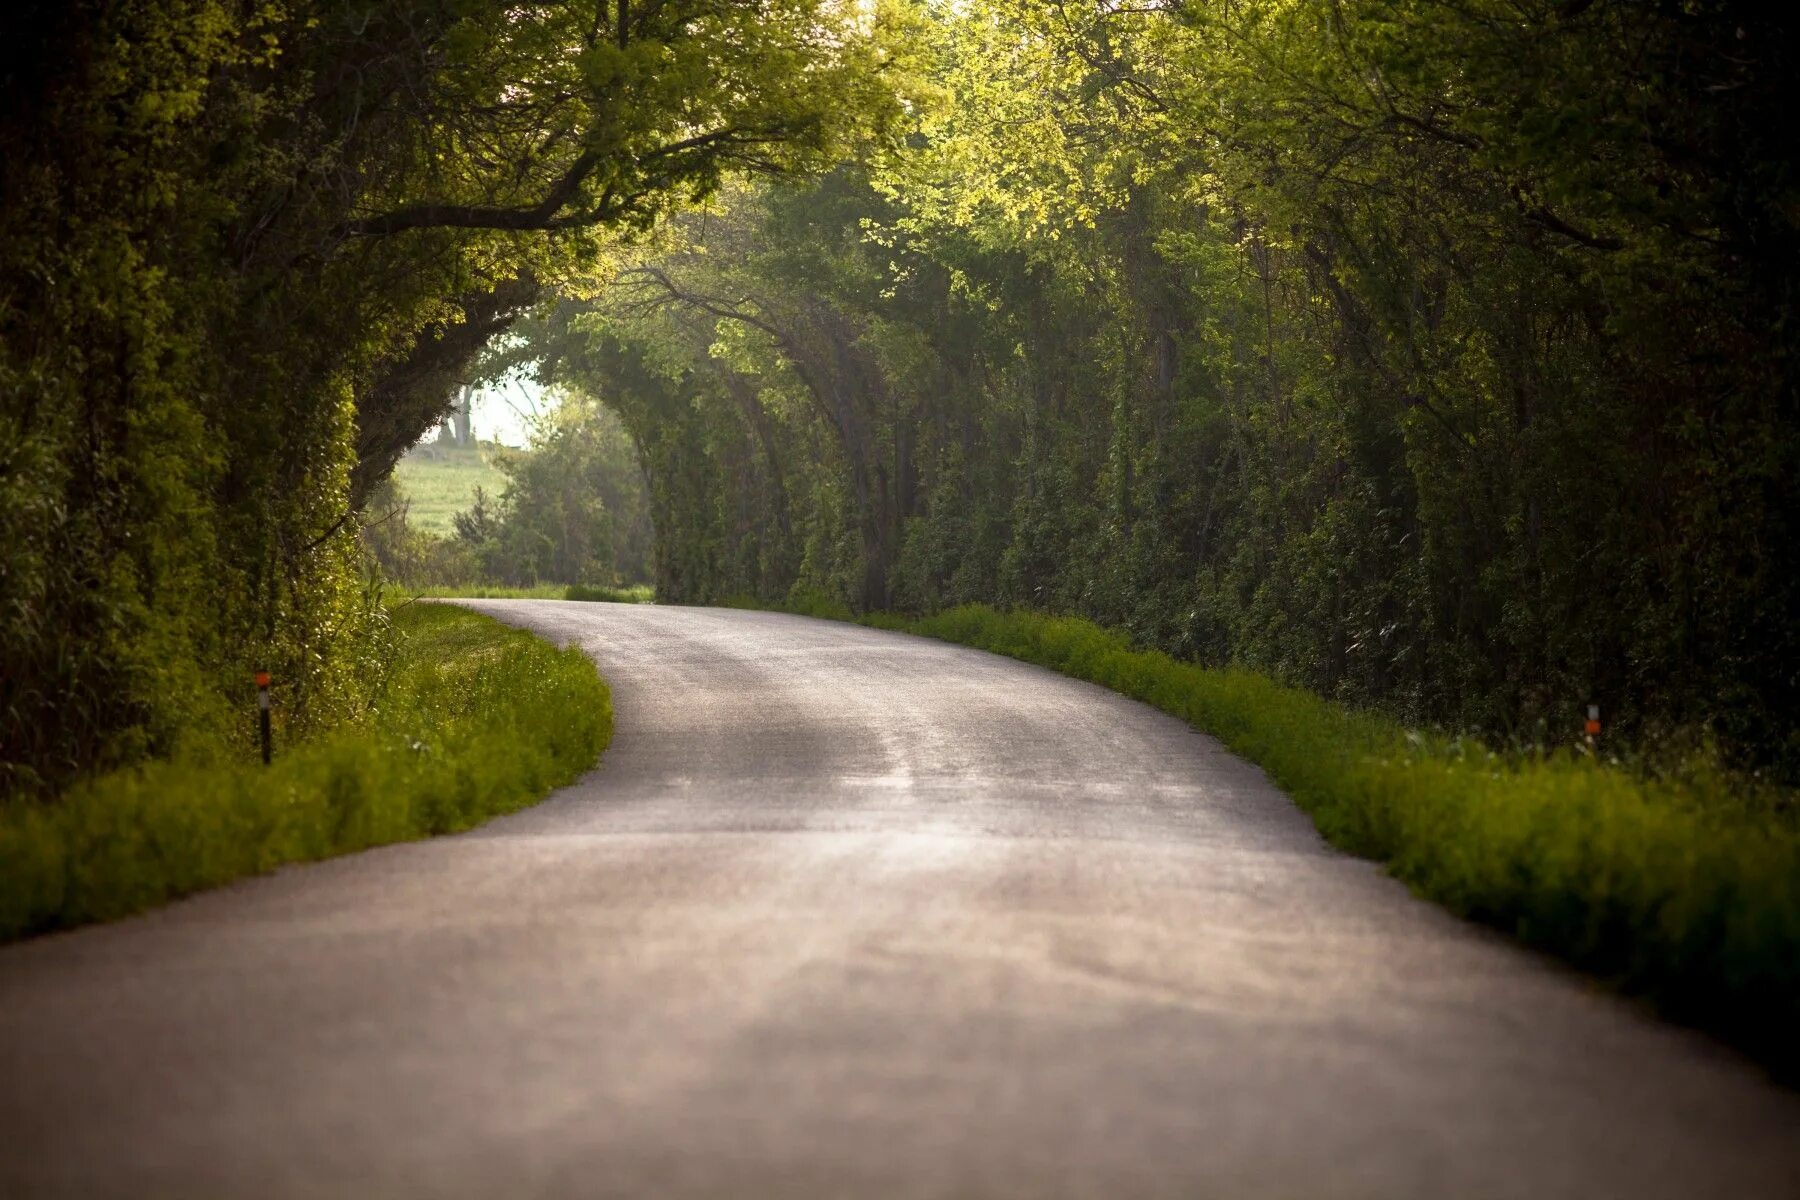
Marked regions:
[2,601,1796,1198]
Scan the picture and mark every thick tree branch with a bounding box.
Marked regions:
[342,148,602,237]
[339,126,795,239]
[618,265,794,346]
[1512,185,1626,251]
[350,273,544,507]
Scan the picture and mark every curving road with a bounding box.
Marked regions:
[1,601,1797,1198]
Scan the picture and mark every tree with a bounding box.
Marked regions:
[0,0,902,793]
[518,0,1800,775]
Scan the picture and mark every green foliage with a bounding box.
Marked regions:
[2,0,900,796]
[461,398,653,587]
[527,1,1800,778]
[807,602,1800,1076]
[366,399,653,591]
[13,0,1796,1054]
[0,604,611,940]
[392,443,512,536]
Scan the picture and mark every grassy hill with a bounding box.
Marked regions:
[393,441,512,536]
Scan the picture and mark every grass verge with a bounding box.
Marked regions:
[738,596,1800,1077]
[0,604,611,941]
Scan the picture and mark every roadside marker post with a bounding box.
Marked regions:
[1584,703,1601,752]
[256,670,273,764]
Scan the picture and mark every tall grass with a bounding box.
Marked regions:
[0,604,612,940]
[770,600,1800,1075]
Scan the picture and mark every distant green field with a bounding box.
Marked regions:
[393,444,510,535]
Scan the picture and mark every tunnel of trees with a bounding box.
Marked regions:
[5,0,1800,795]
[0,0,894,794]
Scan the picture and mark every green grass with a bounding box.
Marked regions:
[397,583,655,602]
[738,598,1800,1077]
[0,604,612,940]
[392,443,510,535]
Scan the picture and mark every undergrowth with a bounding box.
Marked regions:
[0,604,612,940]
[736,596,1800,1077]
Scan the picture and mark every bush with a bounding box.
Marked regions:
[848,604,1799,1075]
[0,603,611,940]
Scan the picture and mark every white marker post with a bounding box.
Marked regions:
[256,670,272,764]
[1584,703,1601,752]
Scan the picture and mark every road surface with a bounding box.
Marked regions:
[1,601,1796,1198]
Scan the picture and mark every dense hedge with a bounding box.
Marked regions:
[768,599,1800,1077]
[0,604,611,940]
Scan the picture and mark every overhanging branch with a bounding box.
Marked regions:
[343,149,603,238]
[340,126,798,239]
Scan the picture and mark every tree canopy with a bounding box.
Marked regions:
[521,0,1800,773]
[0,0,900,793]
[5,0,1798,791]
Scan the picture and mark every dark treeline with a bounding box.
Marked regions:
[523,1,1800,773]
[0,0,891,794]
